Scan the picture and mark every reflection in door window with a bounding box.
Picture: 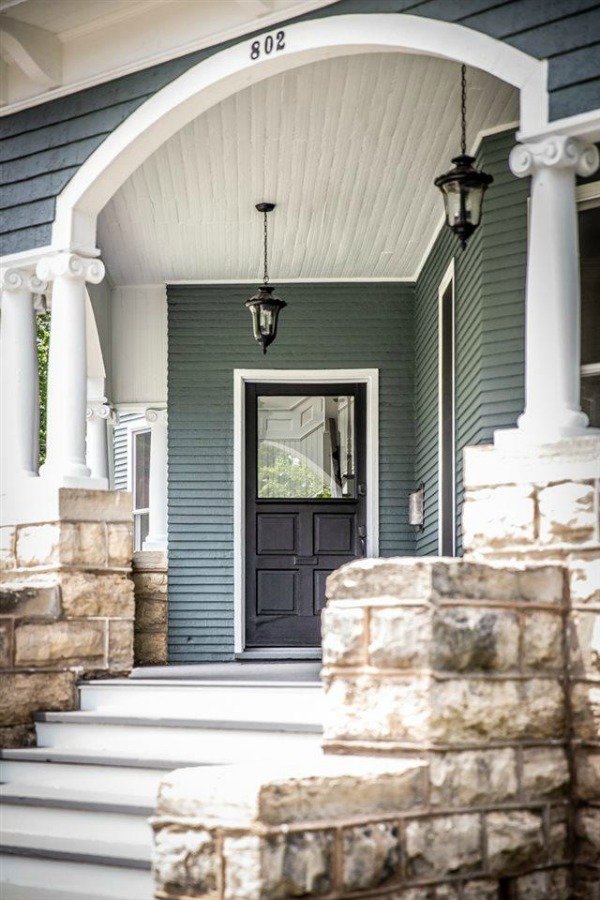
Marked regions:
[257,395,355,499]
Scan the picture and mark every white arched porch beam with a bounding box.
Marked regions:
[52,13,546,255]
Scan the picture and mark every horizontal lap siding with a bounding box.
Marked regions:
[167,282,415,662]
[415,129,527,557]
[2,0,598,255]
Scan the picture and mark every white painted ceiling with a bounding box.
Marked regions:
[98,52,518,285]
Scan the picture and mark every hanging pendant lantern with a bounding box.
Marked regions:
[245,202,286,354]
[434,65,493,250]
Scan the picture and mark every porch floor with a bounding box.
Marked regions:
[129,661,322,682]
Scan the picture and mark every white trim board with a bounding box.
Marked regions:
[233,368,379,654]
[437,258,456,557]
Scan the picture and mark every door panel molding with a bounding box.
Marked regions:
[233,368,379,653]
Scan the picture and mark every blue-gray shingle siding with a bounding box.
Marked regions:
[167,282,415,662]
[2,0,598,255]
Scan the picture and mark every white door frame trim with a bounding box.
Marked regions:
[52,12,547,255]
[233,367,379,654]
[437,258,456,557]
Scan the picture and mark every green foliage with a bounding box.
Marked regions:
[36,311,50,464]
[258,443,332,498]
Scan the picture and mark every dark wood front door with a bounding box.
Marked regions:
[245,382,367,648]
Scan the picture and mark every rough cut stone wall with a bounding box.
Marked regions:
[462,438,600,898]
[133,550,168,666]
[0,489,135,747]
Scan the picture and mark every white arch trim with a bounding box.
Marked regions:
[53,13,547,255]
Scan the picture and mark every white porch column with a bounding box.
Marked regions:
[86,401,117,481]
[0,267,47,477]
[143,407,168,550]
[36,253,105,485]
[502,135,599,444]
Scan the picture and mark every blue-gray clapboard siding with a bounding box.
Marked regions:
[167,283,415,662]
[415,129,528,556]
[2,0,598,256]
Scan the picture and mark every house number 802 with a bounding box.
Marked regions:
[250,31,285,60]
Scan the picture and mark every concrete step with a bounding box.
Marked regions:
[35,715,324,764]
[0,785,153,852]
[79,678,324,724]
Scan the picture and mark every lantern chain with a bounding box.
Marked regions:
[263,209,269,284]
[461,63,467,157]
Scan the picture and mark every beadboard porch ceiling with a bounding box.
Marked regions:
[97,52,518,286]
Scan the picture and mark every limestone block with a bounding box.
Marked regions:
[434,887,460,900]
[323,675,430,743]
[108,619,134,670]
[522,612,563,671]
[462,882,501,900]
[135,631,168,666]
[430,749,517,807]
[569,553,600,605]
[61,523,107,567]
[342,823,400,891]
[431,608,519,672]
[133,570,168,598]
[431,561,563,605]
[521,747,570,799]
[15,620,106,667]
[369,608,431,669]
[0,619,13,667]
[0,671,76,725]
[430,678,564,743]
[462,485,535,551]
[16,524,60,567]
[405,814,482,876]
[0,723,36,748]
[321,606,365,666]
[390,890,434,900]
[548,806,569,862]
[223,835,262,900]
[571,683,600,741]
[152,826,217,896]
[1,527,16,569]
[60,571,134,618]
[485,810,545,874]
[157,758,426,827]
[0,576,61,618]
[576,808,600,864]
[327,558,432,601]
[107,523,133,567]
[58,487,132,523]
[538,482,596,545]
[515,869,571,900]
[135,597,167,631]
[261,831,334,898]
[569,611,600,678]
[575,749,600,801]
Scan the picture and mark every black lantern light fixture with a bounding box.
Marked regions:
[245,202,286,354]
[434,65,493,250]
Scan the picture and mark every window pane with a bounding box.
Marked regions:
[134,512,150,552]
[257,395,355,499]
[134,430,151,510]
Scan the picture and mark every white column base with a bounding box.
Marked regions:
[39,468,109,490]
[142,536,168,551]
[495,423,600,450]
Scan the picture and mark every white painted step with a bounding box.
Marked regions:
[35,716,324,764]
[80,679,324,725]
[0,786,153,853]
[0,749,196,799]
[1,853,152,900]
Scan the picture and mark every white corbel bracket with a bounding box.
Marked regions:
[0,17,61,88]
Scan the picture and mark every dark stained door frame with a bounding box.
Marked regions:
[244,381,367,649]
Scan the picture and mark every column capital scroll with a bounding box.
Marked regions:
[510,135,599,179]
[36,252,105,285]
[86,402,118,426]
[1,266,47,296]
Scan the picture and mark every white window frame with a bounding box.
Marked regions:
[438,258,456,557]
[577,183,600,422]
[127,419,151,552]
[233,368,379,655]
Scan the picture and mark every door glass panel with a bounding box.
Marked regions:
[257,395,356,498]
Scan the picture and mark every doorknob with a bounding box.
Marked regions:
[358,525,367,556]
[358,483,366,497]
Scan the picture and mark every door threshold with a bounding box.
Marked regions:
[237,648,322,661]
